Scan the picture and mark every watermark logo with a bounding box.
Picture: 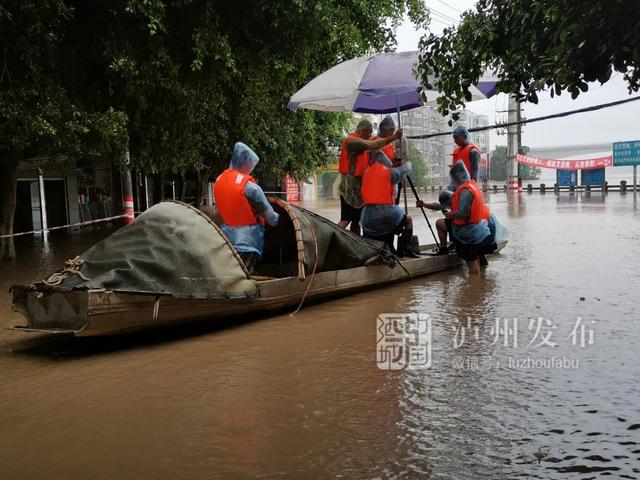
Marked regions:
[376,313,431,370]
[377,314,595,370]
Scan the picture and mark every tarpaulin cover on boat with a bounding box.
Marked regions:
[49,201,259,299]
[259,198,386,278]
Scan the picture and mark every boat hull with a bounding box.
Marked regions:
[10,243,505,336]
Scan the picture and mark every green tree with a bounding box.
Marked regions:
[416,0,640,117]
[0,1,127,259]
[1,0,429,259]
[407,143,430,187]
[489,146,540,181]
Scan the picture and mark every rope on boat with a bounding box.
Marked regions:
[40,256,90,287]
[290,213,319,316]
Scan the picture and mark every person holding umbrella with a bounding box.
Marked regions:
[371,116,399,164]
[337,118,402,234]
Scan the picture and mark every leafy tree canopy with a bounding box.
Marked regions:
[416,0,640,117]
[489,146,540,181]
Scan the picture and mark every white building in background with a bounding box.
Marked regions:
[350,108,490,186]
[399,107,490,185]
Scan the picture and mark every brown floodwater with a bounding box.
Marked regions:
[1,192,639,479]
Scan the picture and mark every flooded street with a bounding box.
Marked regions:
[1,192,640,479]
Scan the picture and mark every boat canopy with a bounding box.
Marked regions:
[260,197,386,279]
[35,199,389,299]
[46,201,259,299]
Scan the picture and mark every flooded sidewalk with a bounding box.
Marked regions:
[1,192,639,479]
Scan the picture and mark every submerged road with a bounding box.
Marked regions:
[1,193,639,479]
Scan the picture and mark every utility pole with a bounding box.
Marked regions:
[507,94,521,192]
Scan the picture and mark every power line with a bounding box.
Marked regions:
[429,8,458,23]
[434,0,463,15]
[406,95,640,139]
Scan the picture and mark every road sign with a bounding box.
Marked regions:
[581,168,605,186]
[557,169,577,187]
[613,140,640,166]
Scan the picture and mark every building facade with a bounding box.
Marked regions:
[400,107,490,186]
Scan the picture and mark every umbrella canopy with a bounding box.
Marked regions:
[288,51,499,114]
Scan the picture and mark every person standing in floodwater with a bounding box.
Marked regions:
[451,125,480,183]
[446,160,496,273]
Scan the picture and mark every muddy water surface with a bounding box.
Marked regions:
[1,193,639,479]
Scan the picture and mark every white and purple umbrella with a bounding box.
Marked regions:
[288,51,499,114]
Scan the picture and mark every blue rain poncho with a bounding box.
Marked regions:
[360,151,412,237]
[378,116,395,135]
[449,125,480,182]
[449,160,491,245]
[219,143,279,256]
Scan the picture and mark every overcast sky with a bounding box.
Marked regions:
[395,1,639,149]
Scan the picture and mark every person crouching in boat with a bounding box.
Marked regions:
[214,142,280,274]
[445,160,496,274]
[360,150,414,256]
[417,189,455,255]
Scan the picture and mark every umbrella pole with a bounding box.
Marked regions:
[395,95,439,249]
[395,98,409,216]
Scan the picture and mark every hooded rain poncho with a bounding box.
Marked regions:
[218,143,279,256]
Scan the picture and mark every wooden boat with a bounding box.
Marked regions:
[10,200,506,336]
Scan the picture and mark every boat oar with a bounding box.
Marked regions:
[406,175,440,250]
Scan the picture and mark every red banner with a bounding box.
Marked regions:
[516,153,613,170]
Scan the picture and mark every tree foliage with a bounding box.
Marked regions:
[407,143,430,187]
[416,0,640,117]
[1,0,429,258]
[489,146,540,181]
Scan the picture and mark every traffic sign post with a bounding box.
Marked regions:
[613,140,640,192]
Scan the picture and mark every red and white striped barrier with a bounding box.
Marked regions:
[0,214,129,239]
[122,195,135,224]
[507,178,521,193]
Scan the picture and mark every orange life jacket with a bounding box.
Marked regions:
[214,169,262,226]
[452,143,479,175]
[339,133,369,177]
[361,162,395,205]
[371,136,396,164]
[451,180,490,225]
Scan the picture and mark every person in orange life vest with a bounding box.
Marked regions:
[214,142,279,274]
[338,118,402,235]
[451,125,480,183]
[444,160,496,274]
[371,115,409,205]
[371,116,398,165]
[360,150,414,256]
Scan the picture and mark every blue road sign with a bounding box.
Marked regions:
[613,140,640,166]
[557,169,577,186]
[581,168,605,186]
